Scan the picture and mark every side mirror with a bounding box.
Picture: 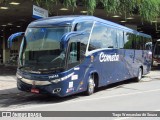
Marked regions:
[8,32,24,48]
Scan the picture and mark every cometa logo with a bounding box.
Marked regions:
[99,52,119,62]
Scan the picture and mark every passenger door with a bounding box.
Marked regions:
[65,32,90,91]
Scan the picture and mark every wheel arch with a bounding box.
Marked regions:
[89,71,99,88]
[140,65,143,75]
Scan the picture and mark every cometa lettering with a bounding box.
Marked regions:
[99,52,119,62]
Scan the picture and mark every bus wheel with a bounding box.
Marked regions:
[135,68,142,82]
[85,76,95,95]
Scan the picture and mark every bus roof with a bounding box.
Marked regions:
[28,15,151,38]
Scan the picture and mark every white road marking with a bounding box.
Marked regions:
[6,88,160,111]
[114,117,130,120]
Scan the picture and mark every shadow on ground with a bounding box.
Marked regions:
[0,78,140,108]
[0,66,159,108]
[151,66,160,71]
[0,65,17,76]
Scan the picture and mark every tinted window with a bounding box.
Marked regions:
[144,37,152,50]
[89,23,117,51]
[135,36,143,50]
[117,30,124,49]
[68,42,78,64]
[74,21,93,32]
[154,41,160,55]
[124,32,136,49]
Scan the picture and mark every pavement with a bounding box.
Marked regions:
[0,65,159,94]
[0,65,18,93]
[0,66,160,120]
[0,65,17,75]
[1,65,159,119]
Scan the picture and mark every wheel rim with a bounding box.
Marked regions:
[138,69,142,80]
[88,78,95,94]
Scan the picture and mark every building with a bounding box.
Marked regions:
[0,0,159,65]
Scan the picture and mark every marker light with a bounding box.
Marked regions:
[60,8,68,11]
[112,15,120,18]
[9,2,20,5]
[0,7,9,9]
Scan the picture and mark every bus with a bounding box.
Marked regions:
[9,16,152,97]
[153,39,160,66]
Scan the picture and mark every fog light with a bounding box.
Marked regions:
[53,88,61,93]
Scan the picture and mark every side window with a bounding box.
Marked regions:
[154,41,160,55]
[67,34,89,69]
[80,34,89,60]
[117,30,124,49]
[67,33,89,69]
[144,37,152,50]
[67,42,80,69]
[89,23,117,51]
[89,23,105,50]
[74,21,93,32]
[108,27,117,48]
[68,42,79,64]
[124,32,135,49]
[135,36,143,50]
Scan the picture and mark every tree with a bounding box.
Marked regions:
[32,0,160,22]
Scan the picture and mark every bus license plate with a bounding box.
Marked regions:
[31,88,39,93]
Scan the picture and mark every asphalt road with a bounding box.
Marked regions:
[0,68,160,120]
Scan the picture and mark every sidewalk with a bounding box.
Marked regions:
[0,65,160,95]
[0,65,18,94]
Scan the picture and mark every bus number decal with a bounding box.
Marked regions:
[49,74,59,79]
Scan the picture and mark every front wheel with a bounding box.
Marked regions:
[85,76,95,95]
[135,68,142,82]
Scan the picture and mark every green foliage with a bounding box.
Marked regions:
[63,0,76,9]
[85,0,96,15]
[137,0,160,21]
[100,0,120,14]
[31,0,160,22]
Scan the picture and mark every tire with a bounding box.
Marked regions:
[85,76,95,95]
[135,68,142,82]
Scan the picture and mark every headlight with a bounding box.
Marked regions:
[16,73,22,79]
[51,79,61,83]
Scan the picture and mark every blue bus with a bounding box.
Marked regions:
[9,16,152,97]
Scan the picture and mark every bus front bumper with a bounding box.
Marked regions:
[17,78,64,97]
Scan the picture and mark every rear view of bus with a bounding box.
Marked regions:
[153,40,160,66]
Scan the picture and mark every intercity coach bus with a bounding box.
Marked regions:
[9,16,152,97]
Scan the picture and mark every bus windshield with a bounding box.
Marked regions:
[19,27,71,73]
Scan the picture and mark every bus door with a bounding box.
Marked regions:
[66,32,90,91]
